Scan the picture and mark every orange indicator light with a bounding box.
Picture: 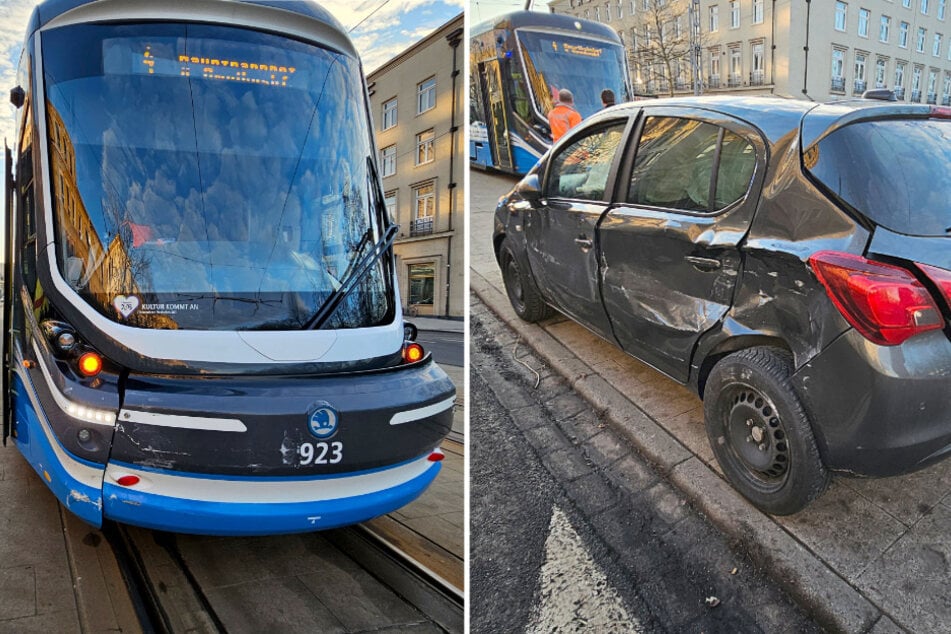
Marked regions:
[78,352,103,377]
[403,343,425,364]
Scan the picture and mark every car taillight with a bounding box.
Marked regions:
[918,263,951,307]
[809,251,943,346]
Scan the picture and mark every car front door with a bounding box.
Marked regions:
[523,118,631,340]
[598,109,766,382]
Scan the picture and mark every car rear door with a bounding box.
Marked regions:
[598,108,767,382]
[523,117,632,339]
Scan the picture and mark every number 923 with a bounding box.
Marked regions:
[298,441,343,465]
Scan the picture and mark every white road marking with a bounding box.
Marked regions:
[527,506,643,633]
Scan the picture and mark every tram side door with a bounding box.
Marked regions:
[481,60,513,172]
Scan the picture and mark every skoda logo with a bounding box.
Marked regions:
[308,405,339,439]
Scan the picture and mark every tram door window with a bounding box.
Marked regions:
[482,61,513,171]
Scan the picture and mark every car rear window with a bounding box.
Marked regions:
[805,118,951,236]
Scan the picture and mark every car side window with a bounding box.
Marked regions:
[627,117,755,213]
[545,123,626,202]
[715,130,756,209]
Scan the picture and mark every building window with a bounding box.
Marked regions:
[752,42,765,84]
[922,0,930,14]
[943,73,951,100]
[900,21,910,47]
[854,53,867,92]
[605,2,611,21]
[917,27,927,52]
[384,190,397,222]
[903,0,912,8]
[912,65,923,101]
[935,33,943,55]
[416,76,436,114]
[730,1,740,28]
[881,16,891,42]
[831,48,846,92]
[382,97,397,130]
[709,5,719,32]
[895,62,906,92]
[630,0,637,14]
[412,181,435,237]
[835,2,848,31]
[858,8,870,36]
[415,129,435,165]
[380,145,396,177]
[617,0,623,19]
[753,0,764,24]
[875,58,887,87]
[940,0,947,19]
[408,263,435,307]
[595,6,601,21]
[729,48,742,86]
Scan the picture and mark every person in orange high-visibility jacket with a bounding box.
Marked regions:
[547,89,582,142]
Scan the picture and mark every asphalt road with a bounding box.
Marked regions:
[470,299,822,633]
[417,329,463,367]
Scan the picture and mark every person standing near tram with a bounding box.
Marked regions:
[547,88,582,142]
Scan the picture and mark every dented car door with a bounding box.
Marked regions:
[598,109,767,382]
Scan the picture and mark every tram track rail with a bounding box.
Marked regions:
[104,521,464,633]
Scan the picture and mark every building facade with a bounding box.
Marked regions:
[548,0,951,104]
[367,14,465,318]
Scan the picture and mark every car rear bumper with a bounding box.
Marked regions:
[792,329,951,477]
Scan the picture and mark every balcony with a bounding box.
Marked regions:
[911,89,922,102]
[750,70,765,86]
[410,217,434,237]
[894,86,905,99]
[927,92,938,104]
[853,79,867,94]
[707,75,721,89]
[727,74,742,88]
[830,77,846,92]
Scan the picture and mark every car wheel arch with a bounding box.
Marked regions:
[695,334,793,399]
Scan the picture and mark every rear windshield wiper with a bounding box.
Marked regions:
[304,223,399,330]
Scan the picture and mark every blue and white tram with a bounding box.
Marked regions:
[2,0,455,536]
[469,11,631,175]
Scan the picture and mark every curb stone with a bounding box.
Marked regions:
[472,271,883,634]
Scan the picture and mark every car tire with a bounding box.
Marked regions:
[499,239,554,323]
[703,347,829,515]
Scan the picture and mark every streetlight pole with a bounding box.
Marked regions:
[689,0,702,95]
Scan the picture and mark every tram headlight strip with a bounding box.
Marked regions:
[31,340,117,427]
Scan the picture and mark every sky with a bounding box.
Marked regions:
[0,0,464,156]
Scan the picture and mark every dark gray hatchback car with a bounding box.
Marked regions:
[493,96,951,514]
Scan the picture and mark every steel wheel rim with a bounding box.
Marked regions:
[719,384,790,491]
[503,255,526,312]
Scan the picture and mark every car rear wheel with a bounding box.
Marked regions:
[499,239,554,323]
[703,347,829,515]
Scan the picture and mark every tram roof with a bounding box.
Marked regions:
[24,0,358,59]
[471,10,623,43]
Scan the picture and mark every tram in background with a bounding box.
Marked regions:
[470,11,631,175]
[3,0,455,536]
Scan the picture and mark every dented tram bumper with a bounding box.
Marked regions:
[12,348,455,535]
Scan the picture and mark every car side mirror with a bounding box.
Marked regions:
[516,174,543,204]
[403,322,418,342]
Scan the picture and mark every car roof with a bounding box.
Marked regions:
[595,95,937,147]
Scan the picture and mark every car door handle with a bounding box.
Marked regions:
[685,256,722,272]
[574,237,593,249]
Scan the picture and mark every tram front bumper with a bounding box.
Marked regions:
[101,453,442,535]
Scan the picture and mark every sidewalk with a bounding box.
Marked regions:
[0,442,140,634]
[404,315,465,333]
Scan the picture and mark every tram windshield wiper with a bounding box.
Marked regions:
[304,223,398,330]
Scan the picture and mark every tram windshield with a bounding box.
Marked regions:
[516,29,627,119]
[41,23,391,331]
